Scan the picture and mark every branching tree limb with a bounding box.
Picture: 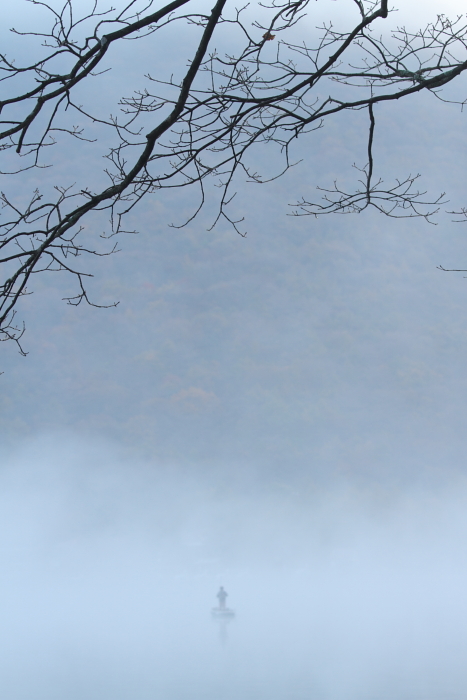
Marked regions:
[1,0,467,352]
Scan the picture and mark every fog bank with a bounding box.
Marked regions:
[0,435,466,700]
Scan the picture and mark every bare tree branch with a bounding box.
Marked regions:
[1,0,467,350]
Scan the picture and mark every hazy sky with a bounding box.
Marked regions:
[2,2,467,699]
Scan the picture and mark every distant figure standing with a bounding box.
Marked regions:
[217,586,227,610]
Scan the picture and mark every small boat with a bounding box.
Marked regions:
[211,606,235,620]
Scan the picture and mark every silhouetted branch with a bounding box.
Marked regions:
[1,0,467,350]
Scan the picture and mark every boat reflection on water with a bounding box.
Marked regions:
[211,586,235,643]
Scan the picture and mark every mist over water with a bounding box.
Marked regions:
[2,0,467,698]
[0,435,466,700]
